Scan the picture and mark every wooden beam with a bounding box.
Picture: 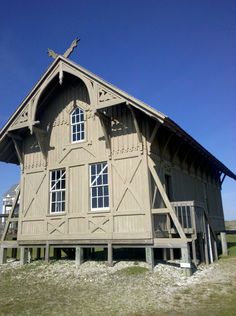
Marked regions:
[127,103,143,145]
[32,126,47,163]
[181,147,191,168]
[7,132,22,142]
[171,140,183,162]
[149,121,161,144]
[220,173,226,186]
[96,111,111,151]
[1,189,20,242]
[8,133,23,166]
[148,156,187,240]
[161,133,173,158]
[96,98,126,110]
[151,208,170,214]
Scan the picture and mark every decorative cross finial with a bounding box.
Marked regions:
[47,38,80,59]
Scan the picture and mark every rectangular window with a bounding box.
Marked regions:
[71,107,85,143]
[50,169,66,213]
[90,162,109,210]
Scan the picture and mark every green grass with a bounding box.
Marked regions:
[226,234,236,257]
[219,234,236,259]
[225,220,236,230]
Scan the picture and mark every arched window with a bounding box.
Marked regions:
[71,107,85,143]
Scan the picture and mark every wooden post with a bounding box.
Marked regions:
[199,234,205,263]
[163,248,167,261]
[0,246,7,264]
[36,248,41,260]
[107,242,113,267]
[45,243,50,263]
[20,247,28,265]
[207,224,213,263]
[192,239,197,266]
[204,233,209,265]
[214,240,218,261]
[91,247,95,259]
[28,248,32,263]
[145,247,154,270]
[75,246,84,267]
[12,248,17,259]
[53,248,61,260]
[180,245,192,277]
[220,232,228,256]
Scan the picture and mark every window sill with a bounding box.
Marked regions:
[71,140,86,145]
[88,209,110,214]
[46,212,67,217]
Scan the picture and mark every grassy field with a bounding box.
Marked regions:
[0,235,236,316]
[225,220,236,230]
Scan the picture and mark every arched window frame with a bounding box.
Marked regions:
[70,106,85,143]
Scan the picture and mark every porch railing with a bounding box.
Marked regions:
[153,201,206,238]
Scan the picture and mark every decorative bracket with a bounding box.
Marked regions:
[96,111,111,154]
[127,103,143,152]
[32,126,48,164]
[7,132,23,167]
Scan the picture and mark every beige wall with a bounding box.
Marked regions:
[18,80,151,242]
[18,77,225,242]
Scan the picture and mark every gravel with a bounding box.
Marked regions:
[1,257,236,315]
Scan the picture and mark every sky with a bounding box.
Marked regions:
[0,0,235,219]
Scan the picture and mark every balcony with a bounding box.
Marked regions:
[152,201,208,239]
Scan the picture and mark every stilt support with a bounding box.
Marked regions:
[20,247,28,265]
[107,242,113,267]
[36,248,41,260]
[45,243,50,263]
[220,232,228,256]
[214,240,218,261]
[204,234,209,265]
[192,239,197,266]
[145,247,154,270]
[28,248,32,263]
[53,248,61,260]
[12,248,17,259]
[75,246,84,267]
[163,248,167,261]
[0,246,7,264]
[180,245,192,277]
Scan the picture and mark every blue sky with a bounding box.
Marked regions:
[0,0,235,219]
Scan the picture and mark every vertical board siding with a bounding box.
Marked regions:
[114,215,146,233]
[22,171,48,218]
[111,105,139,155]
[69,165,88,214]
[112,157,144,212]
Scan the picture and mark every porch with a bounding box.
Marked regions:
[152,200,220,265]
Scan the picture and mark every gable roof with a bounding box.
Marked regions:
[0,55,235,181]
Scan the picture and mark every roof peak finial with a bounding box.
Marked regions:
[47,38,80,59]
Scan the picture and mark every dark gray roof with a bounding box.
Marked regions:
[3,184,19,199]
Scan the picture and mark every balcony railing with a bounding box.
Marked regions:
[152,201,207,238]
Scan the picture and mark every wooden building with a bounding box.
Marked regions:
[0,50,235,274]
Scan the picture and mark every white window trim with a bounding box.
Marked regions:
[90,162,109,211]
[49,169,66,214]
[71,107,85,144]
